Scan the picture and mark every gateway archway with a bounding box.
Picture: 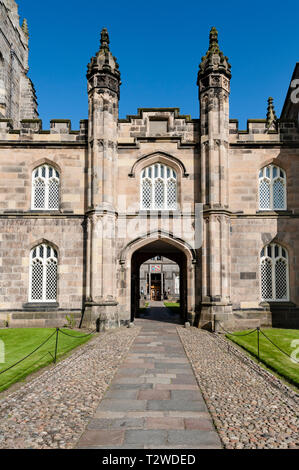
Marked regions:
[128,237,196,324]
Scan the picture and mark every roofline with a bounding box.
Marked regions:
[280,62,299,119]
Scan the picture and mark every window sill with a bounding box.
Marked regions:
[260,301,295,309]
[256,210,293,215]
[139,209,181,214]
[29,210,61,213]
[23,303,59,311]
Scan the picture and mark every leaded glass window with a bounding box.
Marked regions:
[260,243,289,301]
[141,164,177,210]
[32,165,60,210]
[29,244,58,303]
[259,165,286,211]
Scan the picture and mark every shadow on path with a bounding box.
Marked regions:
[137,301,182,324]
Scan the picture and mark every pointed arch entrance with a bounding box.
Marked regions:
[119,233,197,324]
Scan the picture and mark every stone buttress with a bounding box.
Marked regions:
[83,29,122,330]
[197,27,233,328]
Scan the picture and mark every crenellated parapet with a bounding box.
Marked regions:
[229,96,299,144]
[118,108,199,145]
[0,117,88,143]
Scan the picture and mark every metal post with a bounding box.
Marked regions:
[257,327,260,363]
[54,328,59,364]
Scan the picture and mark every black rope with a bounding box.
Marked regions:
[58,328,97,339]
[217,321,258,337]
[0,351,56,390]
[0,330,57,376]
[260,330,299,365]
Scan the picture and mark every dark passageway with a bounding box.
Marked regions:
[131,239,188,324]
[137,301,182,324]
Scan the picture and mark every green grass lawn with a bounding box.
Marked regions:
[0,328,93,393]
[164,302,181,315]
[226,328,299,387]
[137,302,149,315]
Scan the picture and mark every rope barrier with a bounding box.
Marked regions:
[260,329,299,365]
[0,327,96,378]
[58,329,97,339]
[216,321,299,366]
[0,330,57,376]
[216,321,258,337]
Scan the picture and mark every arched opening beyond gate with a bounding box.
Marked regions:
[130,238,192,324]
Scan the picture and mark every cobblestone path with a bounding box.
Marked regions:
[178,327,299,449]
[76,303,222,449]
[0,327,139,449]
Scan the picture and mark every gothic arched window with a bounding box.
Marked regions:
[29,244,58,303]
[32,164,60,210]
[141,164,177,210]
[260,243,289,301]
[259,164,286,211]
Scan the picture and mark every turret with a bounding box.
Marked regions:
[86,28,121,210]
[198,27,232,326]
[198,26,231,208]
[83,29,121,330]
[87,28,121,98]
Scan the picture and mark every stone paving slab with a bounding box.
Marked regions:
[76,305,222,449]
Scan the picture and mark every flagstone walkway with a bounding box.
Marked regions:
[76,303,222,449]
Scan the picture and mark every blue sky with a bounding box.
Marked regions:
[18,0,299,129]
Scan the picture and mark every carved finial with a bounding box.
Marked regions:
[266,97,277,129]
[22,18,29,38]
[198,26,231,82]
[87,27,121,95]
[100,28,110,51]
[209,27,220,54]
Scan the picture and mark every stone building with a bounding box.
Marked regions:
[0,0,299,330]
[139,256,180,302]
[0,0,38,127]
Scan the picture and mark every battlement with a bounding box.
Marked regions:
[229,118,299,143]
[118,108,199,144]
[0,118,88,143]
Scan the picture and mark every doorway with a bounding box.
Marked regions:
[130,238,192,323]
[151,274,162,301]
